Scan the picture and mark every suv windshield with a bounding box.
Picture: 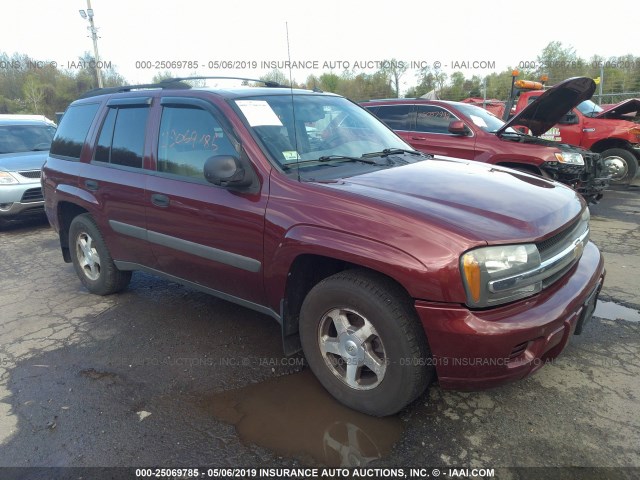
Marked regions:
[0,124,56,154]
[234,94,414,176]
[576,100,603,117]
[453,103,516,134]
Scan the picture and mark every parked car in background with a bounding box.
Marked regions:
[512,90,640,184]
[43,78,604,416]
[361,77,609,204]
[0,115,56,224]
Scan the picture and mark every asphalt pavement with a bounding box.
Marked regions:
[0,184,638,477]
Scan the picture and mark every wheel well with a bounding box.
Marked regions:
[496,162,542,176]
[57,202,88,262]
[281,254,413,354]
[590,138,632,153]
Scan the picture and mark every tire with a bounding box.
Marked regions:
[68,213,131,295]
[299,269,433,416]
[601,148,638,184]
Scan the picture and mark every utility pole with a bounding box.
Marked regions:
[482,76,487,108]
[599,64,604,104]
[79,0,104,88]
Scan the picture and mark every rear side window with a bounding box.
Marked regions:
[374,105,414,130]
[50,103,100,159]
[157,105,237,180]
[93,106,149,168]
[415,105,458,134]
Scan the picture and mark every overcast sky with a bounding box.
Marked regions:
[2,0,636,88]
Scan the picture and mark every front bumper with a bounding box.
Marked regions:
[542,154,609,204]
[415,241,605,390]
[0,182,44,218]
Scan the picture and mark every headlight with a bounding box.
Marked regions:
[461,244,542,307]
[0,172,18,185]
[554,152,584,165]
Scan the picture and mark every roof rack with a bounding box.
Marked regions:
[365,98,421,102]
[78,76,285,99]
[167,76,286,88]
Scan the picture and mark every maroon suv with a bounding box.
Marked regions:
[43,78,605,416]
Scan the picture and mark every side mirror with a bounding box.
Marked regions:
[203,155,252,188]
[559,113,578,125]
[448,120,468,135]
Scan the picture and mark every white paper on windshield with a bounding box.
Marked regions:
[282,151,301,162]
[235,100,283,127]
[469,115,487,128]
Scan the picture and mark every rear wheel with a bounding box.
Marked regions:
[299,270,432,416]
[69,214,131,295]
[601,148,638,184]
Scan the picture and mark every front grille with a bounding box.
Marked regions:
[537,216,588,262]
[18,170,42,179]
[21,188,44,203]
[535,214,589,290]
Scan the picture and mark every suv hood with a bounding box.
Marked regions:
[322,157,582,244]
[595,98,640,119]
[0,151,48,172]
[498,77,596,136]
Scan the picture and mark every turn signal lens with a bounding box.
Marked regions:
[462,254,481,303]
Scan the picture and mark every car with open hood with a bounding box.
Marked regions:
[362,77,609,204]
[43,77,605,416]
[513,86,640,184]
[0,115,56,224]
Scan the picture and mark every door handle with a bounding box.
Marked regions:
[411,136,426,140]
[84,179,98,191]
[151,193,170,208]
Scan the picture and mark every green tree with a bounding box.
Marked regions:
[536,41,583,83]
[379,58,407,98]
[152,71,174,83]
[23,76,45,113]
[407,66,437,98]
[318,72,340,93]
[259,68,290,86]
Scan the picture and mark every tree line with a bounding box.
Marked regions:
[2,42,639,121]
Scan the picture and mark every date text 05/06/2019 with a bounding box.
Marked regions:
[129,60,454,71]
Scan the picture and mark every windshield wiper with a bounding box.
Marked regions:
[283,149,424,171]
[317,155,381,165]
[362,148,424,158]
[281,155,380,171]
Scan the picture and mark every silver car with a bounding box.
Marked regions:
[0,115,56,224]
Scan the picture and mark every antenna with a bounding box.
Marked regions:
[285,22,301,182]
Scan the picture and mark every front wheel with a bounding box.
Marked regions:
[601,148,638,184]
[69,214,131,295]
[299,270,433,416]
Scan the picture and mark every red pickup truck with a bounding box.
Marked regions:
[511,89,640,184]
[362,77,609,203]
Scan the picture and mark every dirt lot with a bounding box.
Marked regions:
[0,185,638,478]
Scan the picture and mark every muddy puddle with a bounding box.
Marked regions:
[595,300,640,323]
[196,369,404,467]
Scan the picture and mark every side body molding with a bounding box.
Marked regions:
[109,220,261,273]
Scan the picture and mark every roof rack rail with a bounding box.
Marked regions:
[78,76,285,99]
[165,76,286,88]
[78,79,191,99]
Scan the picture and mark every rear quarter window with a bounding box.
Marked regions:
[93,106,149,169]
[372,105,414,130]
[50,103,100,159]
